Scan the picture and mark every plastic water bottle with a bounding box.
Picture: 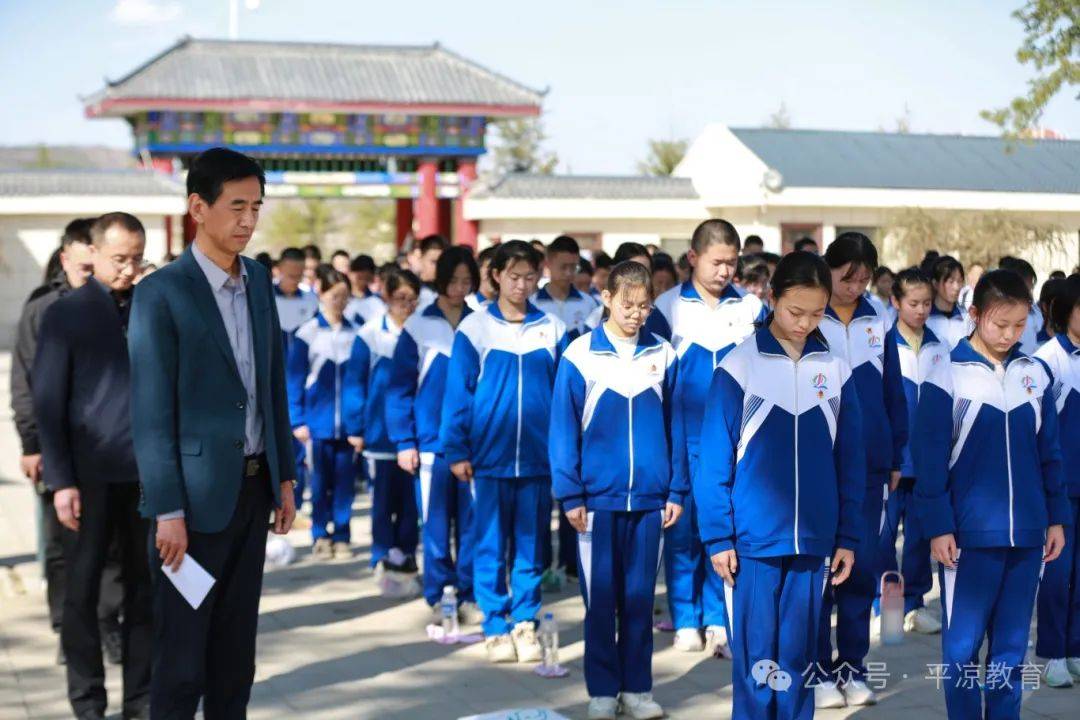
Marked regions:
[539,612,559,669]
[879,571,905,645]
[440,585,459,638]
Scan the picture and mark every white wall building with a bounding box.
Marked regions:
[466,125,1080,271]
[0,169,186,347]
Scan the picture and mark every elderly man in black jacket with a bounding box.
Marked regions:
[33,212,151,720]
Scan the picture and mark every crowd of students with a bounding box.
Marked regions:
[15,210,1079,720]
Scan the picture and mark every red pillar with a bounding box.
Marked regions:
[395,198,414,250]
[416,160,439,238]
[455,159,479,249]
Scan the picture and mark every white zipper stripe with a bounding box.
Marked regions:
[1002,368,1015,546]
[627,394,634,511]
[793,357,800,555]
[515,343,523,478]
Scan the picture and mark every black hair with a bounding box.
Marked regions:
[384,267,422,298]
[971,269,1033,314]
[331,249,350,261]
[999,256,1036,285]
[435,245,480,296]
[302,244,321,261]
[577,257,594,275]
[690,219,740,254]
[42,247,63,285]
[771,251,832,301]
[418,234,449,255]
[742,264,771,287]
[743,234,764,250]
[186,147,265,205]
[90,212,145,246]
[892,267,933,300]
[1049,270,1067,280]
[613,242,651,268]
[677,252,691,272]
[1050,275,1080,334]
[872,266,895,283]
[931,255,965,285]
[652,253,676,276]
[1039,278,1068,335]
[477,245,498,266]
[919,250,941,276]
[529,239,546,251]
[547,235,580,257]
[605,260,653,299]
[61,217,95,248]
[350,254,376,273]
[489,240,542,294]
[823,231,878,280]
[280,247,305,263]
[255,251,273,272]
[592,251,613,272]
[760,251,781,266]
[793,236,819,253]
[315,264,351,293]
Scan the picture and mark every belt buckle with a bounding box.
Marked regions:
[245,457,260,477]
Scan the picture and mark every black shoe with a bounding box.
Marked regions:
[385,554,418,574]
[75,711,105,720]
[123,706,150,720]
[103,629,123,665]
[56,643,66,666]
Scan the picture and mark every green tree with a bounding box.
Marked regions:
[261,198,338,253]
[637,138,689,176]
[345,199,395,258]
[489,117,559,175]
[981,0,1079,137]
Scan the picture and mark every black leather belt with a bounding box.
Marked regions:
[244,453,267,478]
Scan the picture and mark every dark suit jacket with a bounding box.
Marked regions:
[33,280,139,490]
[128,246,297,534]
[11,277,71,455]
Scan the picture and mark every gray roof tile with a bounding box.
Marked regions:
[472,174,698,200]
[0,170,184,197]
[88,37,543,111]
[731,128,1080,194]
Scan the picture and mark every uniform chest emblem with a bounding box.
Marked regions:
[1022,375,1035,394]
[812,373,828,398]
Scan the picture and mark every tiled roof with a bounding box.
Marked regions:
[472,174,698,200]
[0,169,184,197]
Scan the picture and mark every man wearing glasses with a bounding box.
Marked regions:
[33,212,151,720]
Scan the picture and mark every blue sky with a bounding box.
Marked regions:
[1,0,1076,174]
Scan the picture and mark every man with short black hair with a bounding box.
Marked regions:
[345,253,384,325]
[412,234,447,308]
[330,249,351,274]
[301,243,321,290]
[129,147,297,718]
[34,212,151,720]
[742,234,765,255]
[793,236,819,255]
[531,235,597,339]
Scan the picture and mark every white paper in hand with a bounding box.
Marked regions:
[162,555,215,609]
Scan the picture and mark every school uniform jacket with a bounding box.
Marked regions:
[925,303,970,349]
[654,281,766,456]
[439,302,569,478]
[531,285,598,339]
[819,296,907,481]
[695,326,866,558]
[357,314,406,458]
[549,325,687,513]
[914,339,1070,548]
[1035,334,1080,497]
[273,283,318,354]
[890,324,948,478]
[386,301,472,454]
[345,293,386,327]
[285,313,366,441]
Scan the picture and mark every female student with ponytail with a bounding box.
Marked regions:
[550,260,685,720]
[915,269,1068,718]
[696,251,865,720]
[440,240,569,664]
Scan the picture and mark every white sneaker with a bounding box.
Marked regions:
[904,607,942,634]
[842,679,877,706]
[458,601,485,627]
[619,692,664,720]
[1066,657,1080,678]
[511,621,543,663]
[1044,658,1075,688]
[814,680,846,709]
[587,696,618,720]
[704,624,733,659]
[485,634,517,663]
[673,628,703,652]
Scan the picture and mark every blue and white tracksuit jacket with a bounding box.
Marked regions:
[925,303,970,349]
[440,302,568,636]
[386,301,476,604]
[548,325,686,698]
[1034,334,1080,660]
[1020,304,1044,355]
[654,280,765,630]
[880,324,948,612]
[286,313,367,542]
[531,285,597,340]
[276,283,320,500]
[914,338,1069,717]
[345,291,385,327]
[696,326,866,719]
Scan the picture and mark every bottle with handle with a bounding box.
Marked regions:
[440,585,459,638]
[879,570,905,645]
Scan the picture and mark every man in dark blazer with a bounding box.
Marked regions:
[128,147,297,719]
[33,212,152,720]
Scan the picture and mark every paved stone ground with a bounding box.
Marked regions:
[1,352,1077,719]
